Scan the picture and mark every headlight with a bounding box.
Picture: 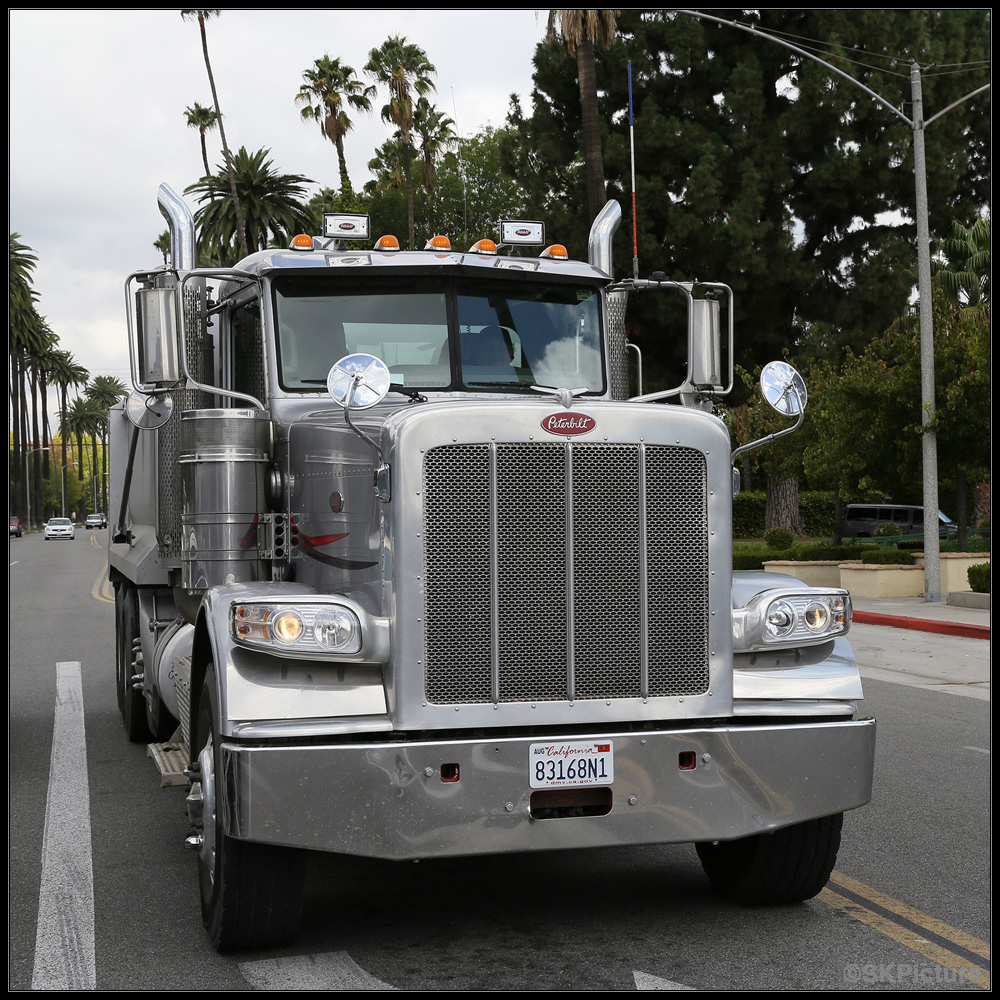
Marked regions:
[733,589,851,651]
[231,600,363,656]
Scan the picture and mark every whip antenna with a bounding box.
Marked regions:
[628,62,639,279]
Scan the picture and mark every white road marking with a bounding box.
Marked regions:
[31,662,96,990]
[240,952,397,991]
[634,971,696,990]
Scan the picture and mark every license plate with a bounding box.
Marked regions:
[529,741,614,788]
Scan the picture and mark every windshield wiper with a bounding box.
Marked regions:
[466,380,528,388]
[300,377,425,401]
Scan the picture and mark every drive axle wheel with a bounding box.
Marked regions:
[116,582,152,742]
[194,663,304,951]
[696,813,843,905]
[114,583,178,742]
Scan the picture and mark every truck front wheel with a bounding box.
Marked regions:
[194,663,304,951]
[696,813,843,905]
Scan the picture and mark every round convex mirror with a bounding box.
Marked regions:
[760,361,807,416]
[326,353,392,409]
[125,390,173,430]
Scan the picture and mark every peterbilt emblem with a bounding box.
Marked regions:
[338,222,357,231]
[541,413,596,435]
[515,228,531,236]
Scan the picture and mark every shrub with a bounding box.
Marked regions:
[860,549,915,565]
[733,548,767,571]
[967,563,990,593]
[732,491,767,537]
[794,544,863,562]
[874,521,902,538]
[764,526,795,549]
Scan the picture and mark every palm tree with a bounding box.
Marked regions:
[154,230,171,265]
[24,316,57,524]
[36,338,60,485]
[186,147,313,262]
[935,215,990,312]
[367,134,405,194]
[86,375,128,513]
[9,233,39,520]
[365,36,437,249]
[184,101,219,180]
[47,350,89,517]
[414,97,455,235]
[546,10,619,224]
[181,10,249,258]
[295,56,375,198]
[66,394,98,486]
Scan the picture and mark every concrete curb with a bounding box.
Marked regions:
[852,611,990,640]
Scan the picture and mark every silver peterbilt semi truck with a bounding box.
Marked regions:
[109,184,875,951]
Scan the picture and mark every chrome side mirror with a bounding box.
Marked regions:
[327,353,391,409]
[730,362,808,486]
[760,360,807,416]
[326,353,392,502]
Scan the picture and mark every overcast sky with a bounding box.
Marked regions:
[9,9,544,409]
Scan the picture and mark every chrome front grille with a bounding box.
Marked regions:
[423,442,710,705]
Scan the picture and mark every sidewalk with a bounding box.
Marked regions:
[850,594,990,640]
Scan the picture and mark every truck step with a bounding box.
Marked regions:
[148,735,190,787]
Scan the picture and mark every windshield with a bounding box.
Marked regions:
[273,275,605,394]
[275,277,449,390]
[50,518,71,525]
[456,279,603,392]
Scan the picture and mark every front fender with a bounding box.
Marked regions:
[194,583,389,740]
[731,570,863,711]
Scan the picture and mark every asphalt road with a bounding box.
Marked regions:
[8,531,991,990]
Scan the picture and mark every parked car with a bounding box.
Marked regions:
[9,516,22,538]
[85,513,107,529]
[841,504,957,538]
[44,517,76,541]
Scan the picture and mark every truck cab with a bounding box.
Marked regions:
[109,185,875,951]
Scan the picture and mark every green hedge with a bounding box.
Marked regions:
[967,563,990,593]
[793,543,863,561]
[732,543,865,571]
[860,549,916,565]
[732,492,768,537]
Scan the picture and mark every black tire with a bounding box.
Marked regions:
[114,584,126,714]
[115,584,177,742]
[117,583,153,742]
[194,664,304,951]
[696,813,843,905]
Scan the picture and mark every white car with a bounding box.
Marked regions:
[44,517,76,540]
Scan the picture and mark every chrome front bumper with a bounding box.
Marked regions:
[218,717,875,859]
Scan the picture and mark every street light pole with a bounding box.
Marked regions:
[910,64,940,600]
[676,11,988,601]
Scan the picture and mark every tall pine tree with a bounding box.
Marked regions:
[506,10,990,389]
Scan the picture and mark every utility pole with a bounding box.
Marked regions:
[678,11,989,601]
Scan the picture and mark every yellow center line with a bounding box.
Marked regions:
[828,870,990,959]
[92,561,114,604]
[820,872,990,989]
